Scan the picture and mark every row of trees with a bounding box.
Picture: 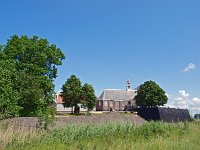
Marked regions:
[61,75,96,114]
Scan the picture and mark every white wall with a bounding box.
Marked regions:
[56,104,88,112]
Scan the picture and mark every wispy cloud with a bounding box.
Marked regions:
[182,63,196,73]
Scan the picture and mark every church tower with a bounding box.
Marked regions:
[126,80,131,91]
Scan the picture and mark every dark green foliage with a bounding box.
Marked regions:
[61,75,82,113]
[194,114,200,119]
[0,60,21,119]
[82,83,97,111]
[0,35,65,117]
[135,80,168,107]
[61,75,96,113]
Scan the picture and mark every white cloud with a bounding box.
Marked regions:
[178,90,189,98]
[190,107,200,111]
[192,97,200,103]
[182,63,196,73]
[175,97,183,101]
[165,90,200,116]
[172,90,189,104]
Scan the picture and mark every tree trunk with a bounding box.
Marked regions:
[71,106,73,114]
[74,105,80,114]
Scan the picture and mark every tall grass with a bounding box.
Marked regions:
[1,121,200,150]
[0,122,40,149]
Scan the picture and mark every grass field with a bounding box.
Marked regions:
[1,120,200,150]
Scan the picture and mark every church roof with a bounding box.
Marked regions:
[98,89,137,101]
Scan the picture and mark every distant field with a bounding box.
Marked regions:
[1,119,200,150]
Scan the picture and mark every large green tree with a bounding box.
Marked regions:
[61,75,82,113]
[135,80,168,107]
[1,35,65,116]
[61,75,96,113]
[82,83,97,111]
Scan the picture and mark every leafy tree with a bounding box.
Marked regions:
[61,75,82,113]
[0,60,21,119]
[82,83,97,111]
[61,75,96,113]
[1,35,65,116]
[135,80,168,107]
[194,114,200,119]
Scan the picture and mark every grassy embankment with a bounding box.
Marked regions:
[0,121,200,150]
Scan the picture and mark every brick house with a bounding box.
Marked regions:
[96,81,137,111]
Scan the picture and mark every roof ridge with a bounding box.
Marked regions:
[104,89,136,92]
[104,89,125,90]
[103,90,105,100]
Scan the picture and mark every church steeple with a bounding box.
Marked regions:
[126,80,131,91]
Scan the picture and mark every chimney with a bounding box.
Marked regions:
[126,80,131,91]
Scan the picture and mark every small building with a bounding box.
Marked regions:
[96,81,137,111]
[55,93,87,113]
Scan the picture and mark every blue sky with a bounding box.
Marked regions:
[0,0,200,115]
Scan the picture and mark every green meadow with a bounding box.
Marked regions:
[1,121,200,150]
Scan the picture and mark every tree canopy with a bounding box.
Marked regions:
[61,75,82,113]
[82,83,97,111]
[61,75,96,113]
[194,114,200,119]
[135,80,168,107]
[0,35,65,117]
